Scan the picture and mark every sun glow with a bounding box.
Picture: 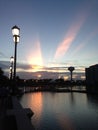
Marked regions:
[31,65,43,72]
[64,76,69,80]
[27,39,43,72]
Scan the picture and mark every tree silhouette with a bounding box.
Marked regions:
[0,67,4,76]
[0,67,9,87]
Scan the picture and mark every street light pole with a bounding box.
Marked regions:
[10,56,14,80]
[12,25,20,81]
[13,39,17,80]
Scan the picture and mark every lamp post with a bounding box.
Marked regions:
[10,56,14,80]
[12,25,20,81]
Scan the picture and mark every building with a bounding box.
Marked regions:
[85,64,98,93]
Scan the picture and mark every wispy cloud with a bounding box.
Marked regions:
[0,51,8,58]
[54,5,91,60]
[54,35,74,59]
[0,51,4,56]
[0,61,9,69]
[0,60,85,79]
[72,28,98,56]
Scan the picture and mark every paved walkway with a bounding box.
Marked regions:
[0,96,17,130]
[0,96,34,130]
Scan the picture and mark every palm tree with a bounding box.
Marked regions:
[68,66,75,81]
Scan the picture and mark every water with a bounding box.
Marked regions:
[20,92,98,130]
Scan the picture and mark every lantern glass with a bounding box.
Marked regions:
[10,56,14,63]
[13,35,20,43]
[12,25,20,36]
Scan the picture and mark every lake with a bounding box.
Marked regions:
[20,92,98,130]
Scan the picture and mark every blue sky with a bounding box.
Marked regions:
[0,0,98,79]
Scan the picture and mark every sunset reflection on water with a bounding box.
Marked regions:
[20,92,98,130]
[20,92,43,127]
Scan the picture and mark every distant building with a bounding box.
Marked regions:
[85,64,98,93]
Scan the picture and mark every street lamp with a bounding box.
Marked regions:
[10,56,14,80]
[12,25,20,80]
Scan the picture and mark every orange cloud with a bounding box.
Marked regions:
[54,8,90,60]
[54,35,74,59]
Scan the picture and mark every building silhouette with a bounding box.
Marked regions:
[85,64,98,93]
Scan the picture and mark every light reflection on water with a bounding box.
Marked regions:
[20,92,98,130]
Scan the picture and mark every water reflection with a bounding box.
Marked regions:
[87,94,98,106]
[20,92,43,127]
[69,93,75,105]
[20,92,98,130]
[55,113,75,130]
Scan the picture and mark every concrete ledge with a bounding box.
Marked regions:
[6,96,34,130]
[12,96,23,109]
[7,109,34,130]
[7,108,34,119]
[24,108,34,118]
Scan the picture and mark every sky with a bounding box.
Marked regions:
[0,0,98,80]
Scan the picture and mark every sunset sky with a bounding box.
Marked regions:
[0,0,98,79]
